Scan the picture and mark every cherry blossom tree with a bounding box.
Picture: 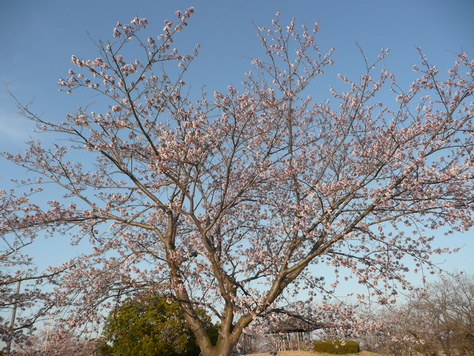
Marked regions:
[1,8,474,356]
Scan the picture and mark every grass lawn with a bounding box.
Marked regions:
[245,351,382,356]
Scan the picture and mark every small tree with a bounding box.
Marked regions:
[1,8,474,356]
[101,294,217,356]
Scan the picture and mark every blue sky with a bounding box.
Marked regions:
[1,0,473,286]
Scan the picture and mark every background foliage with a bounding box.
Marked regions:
[360,273,474,355]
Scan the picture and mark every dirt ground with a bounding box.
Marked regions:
[245,351,380,356]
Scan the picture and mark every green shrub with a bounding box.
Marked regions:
[313,339,360,354]
[101,294,218,356]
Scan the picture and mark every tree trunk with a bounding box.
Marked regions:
[195,335,237,356]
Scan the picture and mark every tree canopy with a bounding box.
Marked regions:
[1,8,474,356]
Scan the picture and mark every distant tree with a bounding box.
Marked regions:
[363,273,474,356]
[1,7,474,356]
[101,294,217,356]
[8,329,104,356]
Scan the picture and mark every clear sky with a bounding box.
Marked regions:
[0,0,473,286]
